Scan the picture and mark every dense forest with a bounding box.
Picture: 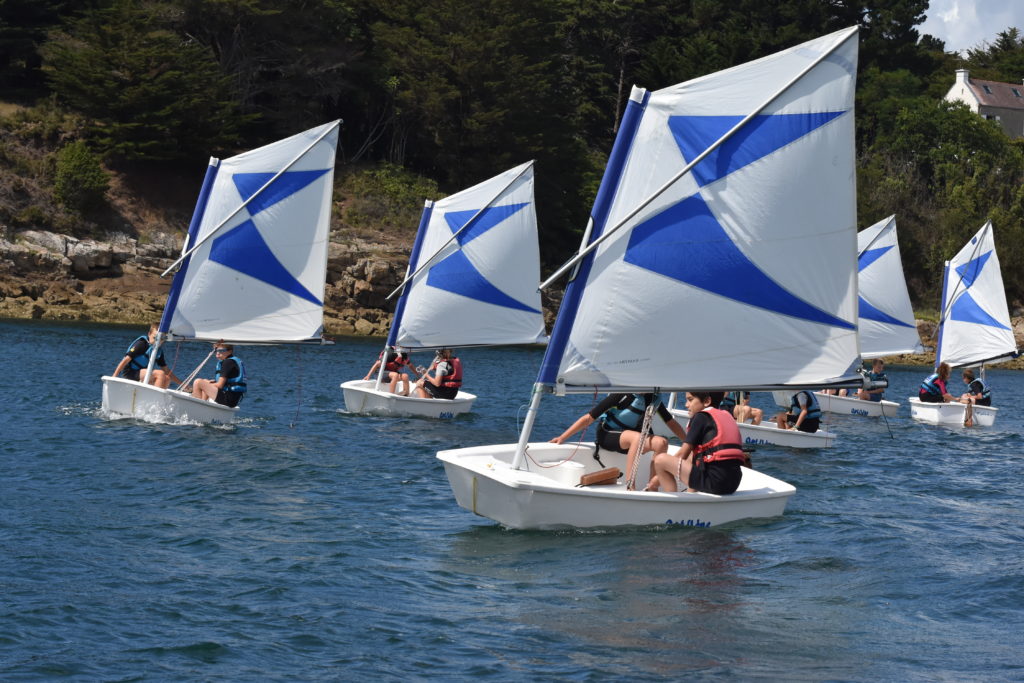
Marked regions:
[2,0,1024,310]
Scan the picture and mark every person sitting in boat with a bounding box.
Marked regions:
[959,368,992,406]
[111,323,180,389]
[190,344,246,407]
[774,390,821,433]
[364,346,411,396]
[918,362,955,403]
[856,358,887,402]
[414,348,461,400]
[721,390,763,425]
[650,392,744,495]
[549,392,687,491]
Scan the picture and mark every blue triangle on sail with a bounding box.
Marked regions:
[444,203,529,245]
[859,296,913,328]
[210,219,323,306]
[949,290,1010,330]
[954,250,992,289]
[426,249,539,313]
[858,246,892,272]
[624,194,855,329]
[668,112,845,187]
[232,170,330,216]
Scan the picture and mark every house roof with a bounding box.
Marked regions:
[966,77,1024,109]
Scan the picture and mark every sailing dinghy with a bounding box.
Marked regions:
[772,214,920,418]
[667,395,837,448]
[102,121,339,424]
[340,161,546,418]
[438,27,864,529]
[908,220,1018,427]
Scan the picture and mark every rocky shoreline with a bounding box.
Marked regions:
[2,226,1022,369]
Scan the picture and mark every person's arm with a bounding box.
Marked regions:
[112,354,132,377]
[364,359,381,380]
[550,413,596,444]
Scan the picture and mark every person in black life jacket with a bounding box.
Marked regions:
[722,390,762,425]
[958,368,992,406]
[774,389,821,433]
[190,344,246,407]
[111,323,180,388]
[651,392,745,494]
[364,346,411,396]
[415,348,461,400]
[550,392,687,491]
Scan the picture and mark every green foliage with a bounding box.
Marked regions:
[41,0,247,161]
[54,139,109,212]
[341,163,439,234]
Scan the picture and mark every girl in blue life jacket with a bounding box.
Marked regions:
[190,343,246,407]
[111,323,181,388]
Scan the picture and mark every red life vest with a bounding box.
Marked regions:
[380,350,407,373]
[693,407,745,463]
[441,357,463,388]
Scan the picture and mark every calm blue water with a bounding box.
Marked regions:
[2,318,1023,681]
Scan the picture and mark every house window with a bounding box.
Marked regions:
[982,85,993,94]
[1014,88,1022,97]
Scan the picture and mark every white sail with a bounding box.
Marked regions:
[937,220,1017,367]
[166,121,339,342]
[857,215,923,357]
[545,27,860,390]
[392,161,545,349]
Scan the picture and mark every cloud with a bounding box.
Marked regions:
[920,0,1024,53]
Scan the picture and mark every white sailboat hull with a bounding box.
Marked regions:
[437,443,795,529]
[771,391,899,418]
[907,397,997,427]
[340,379,476,419]
[101,376,238,424]
[670,408,836,448]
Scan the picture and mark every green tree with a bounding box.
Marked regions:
[41,0,246,161]
[54,139,109,212]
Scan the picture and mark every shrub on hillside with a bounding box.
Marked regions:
[54,140,108,212]
[341,164,440,234]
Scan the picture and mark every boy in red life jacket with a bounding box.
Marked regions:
[415,348,462,400]
[650,391,745,495]
[364,346,411,395]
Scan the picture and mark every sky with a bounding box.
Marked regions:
[920,0,1024,54]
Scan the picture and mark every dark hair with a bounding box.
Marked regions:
[938,362,951,380]
[962,368,975,381]
[688,391,724,408]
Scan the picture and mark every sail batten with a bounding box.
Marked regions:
[541,27,862,392]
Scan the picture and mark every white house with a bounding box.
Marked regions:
[944,69,1024,138]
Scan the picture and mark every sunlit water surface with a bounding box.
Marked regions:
[2,319,1023,680]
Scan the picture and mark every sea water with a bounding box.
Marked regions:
[1,318,1022,680]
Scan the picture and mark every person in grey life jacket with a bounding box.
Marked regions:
[415,348,461,400]
[550,393,687,491]
[190,343,246,407]
[111,323,181,388]
[774,389,821,433]
[364,346,411,396]
[958,368,992,406]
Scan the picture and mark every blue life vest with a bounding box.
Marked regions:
[790,391,822,420]
[720,392,739,412]
[920,373,942,396]
[125,335,164,373]
[969,378,991,402]
[867,371,887,396]
[216,356,247,393]
[602,393,661,431]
